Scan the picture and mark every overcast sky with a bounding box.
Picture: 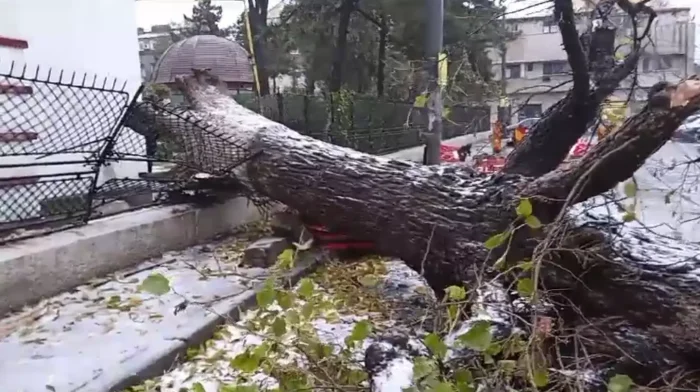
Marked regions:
[135,0,698,28]
[135,0,698,59]
[135,0,254,29]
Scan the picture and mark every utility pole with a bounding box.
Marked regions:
[422,0,444,165]
[498,6,510,128]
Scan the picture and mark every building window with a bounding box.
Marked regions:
[507,64,521,79]
[526,63,534,72]
[543,61,568,75]
[543,21,558,34]
[642,55,675,72]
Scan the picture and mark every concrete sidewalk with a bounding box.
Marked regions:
[0,234,319,392]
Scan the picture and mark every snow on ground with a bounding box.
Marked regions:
[131,258,435,392]
[0,227,276,392]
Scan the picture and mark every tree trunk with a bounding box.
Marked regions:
[135,73,700,387]
[329,0,357,93]
[247,0,271,96]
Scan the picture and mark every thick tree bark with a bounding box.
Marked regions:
[134,74,700,387]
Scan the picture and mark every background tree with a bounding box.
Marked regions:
[269,0,507,100]
[171,0,232,41]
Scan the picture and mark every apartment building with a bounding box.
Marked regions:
[492,6,696,121]
[137,25,177,81]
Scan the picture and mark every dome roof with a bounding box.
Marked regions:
[150,35,254,85]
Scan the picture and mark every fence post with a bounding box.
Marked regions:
[277,92,284,124]
[303,95,310,134]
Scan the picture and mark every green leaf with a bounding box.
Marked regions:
[623,180,637,198]
[484,232,509,250]
[454,369,475,392]
[493,254,507,271]
[276,290,294,310]
[453,368,473,384]
[138,273,171,296]
[412,357,437,380]
[525,215,543,229]
[277,249,295,269]
[191,382,206,392]
[622,211,636,222]
[457,320,492,351]
[430,382,454,392]
[414,93,428,108]
[346,320,372,347]
[447,304,459,321]
[607,374,634,392]
[230,350,262,373]
[517,260,534,271]
[516,198,533,217]
[256,281,276,309]
[444,285,467,301]
[358,275,380,287]
[300,302,315,319]
[297,278,315,299]
[517,277,535,298]
[423,333,448,359]
[498,359,517,375]
[443,106,452,119]
[531,367,549,388]
[271,317,287,337]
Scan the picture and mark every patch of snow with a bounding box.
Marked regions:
[372,356,414,392]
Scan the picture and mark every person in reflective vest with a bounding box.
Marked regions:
[492,120,503,154]
[514,124,526,145]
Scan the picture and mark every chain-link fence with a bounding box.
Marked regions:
[1,63,490,244]
[233,92,491,154]
[0,63,259,244]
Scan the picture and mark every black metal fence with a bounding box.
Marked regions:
[233,93,490,154]
[0,63,490,244]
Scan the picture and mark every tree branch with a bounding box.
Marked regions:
[555,0,589,99]
[528,78,700,205]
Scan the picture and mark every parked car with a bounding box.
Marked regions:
[673,114,700,143]
[505,117,539,146]
[568,128,598,159]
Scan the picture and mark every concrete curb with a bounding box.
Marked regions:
[0,197,261,316]
[109,254,320,392]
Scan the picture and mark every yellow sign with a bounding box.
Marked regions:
[599,97,627,138]
[438,52,448,87]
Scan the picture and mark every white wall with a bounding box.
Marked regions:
[0,0,145,222]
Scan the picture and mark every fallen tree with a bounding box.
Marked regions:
[128,0,700,388]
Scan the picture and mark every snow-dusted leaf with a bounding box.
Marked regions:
[525,215,542,229]
[457,321,492,351]
[607,374,634,392]
[516,198,533,217]
[424,333,448,359]
[445,285,467,300]
[138,273,171,296]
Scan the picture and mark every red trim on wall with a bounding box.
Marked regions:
[0,177,40,188]
[0,132,39,142]
[0,36,29,49]
[0,84,33,95]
